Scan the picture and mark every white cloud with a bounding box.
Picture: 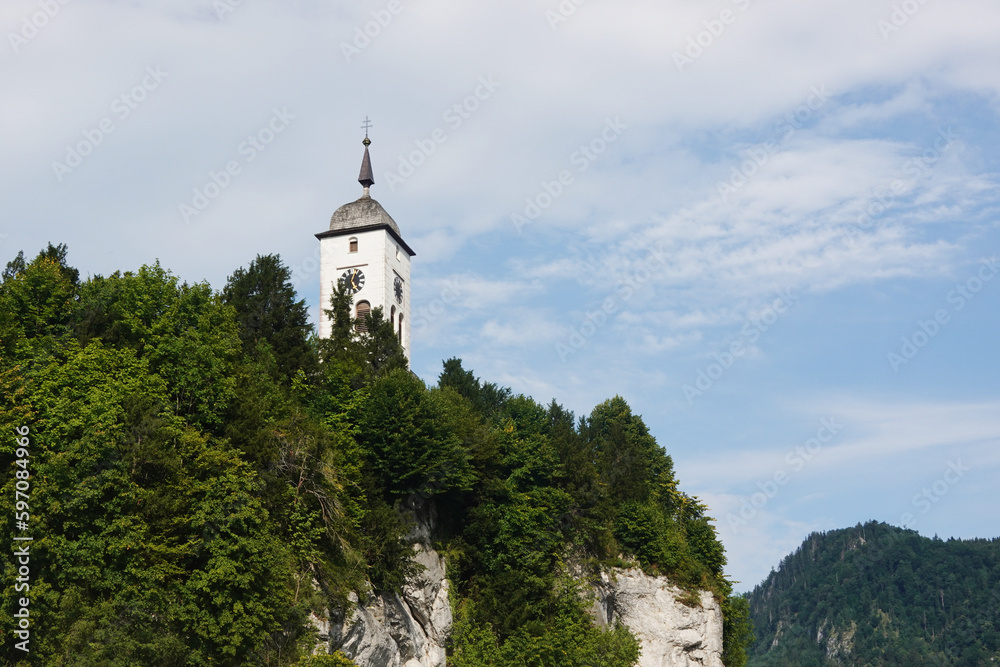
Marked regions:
[685,397,1000,488]
[480,310,563,346]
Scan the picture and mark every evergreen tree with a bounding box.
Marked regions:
[351,368,474,498]
[222,254,316,380]
[318,282,406,385]
[2,250,25,281]
[438,357,511,418]
[358,305,407,377]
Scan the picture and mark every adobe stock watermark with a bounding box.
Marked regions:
[850,458,971,575]
[51,66,168,182]
[12,425,34,654]
[213,0,245,21]
[340,0,414,62]
[877,0,932,40]
[545,0,589,30]
[727,417,842,532]
[888,256,997,372]
[673,0,751,73]
[717,85,831,202]
[510,116,627,234]
[383,75,501,192]
[179,107,295,224]
[556,247,666,362]
[683,288,798,404]
[846,126,958,242]
[8,0,72,55]
[412,278,464,331]
[899,459,970,529]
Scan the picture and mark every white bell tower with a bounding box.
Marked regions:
[316,126,415,362]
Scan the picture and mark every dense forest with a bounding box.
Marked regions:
[0,245,751,666]
[747,521,1000,666]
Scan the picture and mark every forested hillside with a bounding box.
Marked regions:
[747,521,1000,666]
[0,245,752,666]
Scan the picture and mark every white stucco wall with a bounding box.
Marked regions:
[318,227,412,361]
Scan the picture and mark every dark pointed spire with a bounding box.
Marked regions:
[358,117,374,195]
[358,139,374,191]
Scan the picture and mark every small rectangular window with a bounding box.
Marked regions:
[349,238,358,252]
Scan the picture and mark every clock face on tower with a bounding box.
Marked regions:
[394,276,403,304]
[340,268,365,294]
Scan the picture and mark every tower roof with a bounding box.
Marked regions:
[327,196,400,236]
[315,122,416,257]
[318,196,415,256]
[358,138,374,189]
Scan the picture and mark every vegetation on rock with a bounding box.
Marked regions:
[0,246,751,666]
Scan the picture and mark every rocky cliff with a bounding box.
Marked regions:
[317,497,451,667]
[317,496,722,667]
[322,559,723,667]
[588,567,725,667]
[322,545,451,667]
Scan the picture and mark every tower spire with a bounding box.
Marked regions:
[359,116,374,196]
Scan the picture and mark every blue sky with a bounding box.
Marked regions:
[3,0,998,590]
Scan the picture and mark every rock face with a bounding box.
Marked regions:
[322,496,721,667]
[589,568,724,667]
[326,496,452,667]
[328,546,451,667]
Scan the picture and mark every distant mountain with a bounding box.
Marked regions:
[746,521,1000,666]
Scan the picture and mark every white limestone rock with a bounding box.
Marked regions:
[326,496,721,667]
[329,545,451,667]
[589,567,725,667]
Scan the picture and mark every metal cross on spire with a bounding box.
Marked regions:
[358,116,375,191]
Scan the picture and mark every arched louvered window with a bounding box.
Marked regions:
[390,305,396,327]
[398,313,403,343]
[356,301,371,333]
[349,237,358,253]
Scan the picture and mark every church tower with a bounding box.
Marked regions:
[316,130,415,362]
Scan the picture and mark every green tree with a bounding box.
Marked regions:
[2,249,26,280]
[2,242,78,285]
[0,244,79,350]
[0,340,300,666]
[358,305,407,377]
[318,282,407,389]
[351,369,474,498]
[222,254,317,380]
[72,263,242,429]
[450,585,641,667]
[438,357,511,418]
[582,396,673,505]
[723,594,754,667]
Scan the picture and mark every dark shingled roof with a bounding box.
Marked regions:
[358,144,374,188]
[315,136,415,256]
[327,196,401,236]
[318,196,415,256]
